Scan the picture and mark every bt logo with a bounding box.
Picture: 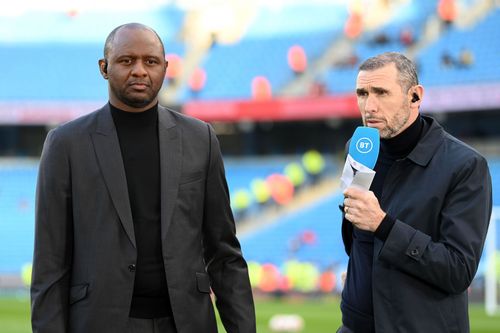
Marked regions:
[356,137,373,154]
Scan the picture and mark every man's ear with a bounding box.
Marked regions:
[98,59,108,79]
[163,60,168,77]
[409,85,424,106]
[411,93,419,103]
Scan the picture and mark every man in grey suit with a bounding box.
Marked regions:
[31,23,256,333]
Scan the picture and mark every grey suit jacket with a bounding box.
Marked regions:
[31,104,256,333]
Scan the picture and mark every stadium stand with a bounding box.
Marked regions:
[241,156,500,281]
[1,2,499,300]
[325,3,500,94]
[186,31,340,100]
[240,192,347,269]
[418,8,500,86]
[0,156,331,273]
[2,2,499,103]
[0,162,37,273]
[2,156,498,279]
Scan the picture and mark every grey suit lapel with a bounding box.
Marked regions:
[158,106,182,241]
[90,105,136,248]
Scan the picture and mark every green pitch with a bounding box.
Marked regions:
[1,296,499,333]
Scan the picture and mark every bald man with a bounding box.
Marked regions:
[31,23,256,333]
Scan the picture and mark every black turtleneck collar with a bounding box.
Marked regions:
[109,102,158,128]
[380,114,424,159]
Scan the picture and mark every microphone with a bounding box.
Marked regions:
[348,126,380,169]
[340,126,380,190]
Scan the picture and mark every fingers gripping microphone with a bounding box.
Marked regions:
[348,126,380,169]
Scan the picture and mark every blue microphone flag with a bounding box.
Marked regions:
[348,126,380,169]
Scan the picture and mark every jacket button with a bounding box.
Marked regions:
[411,249,419,256]
[128,264,136,272]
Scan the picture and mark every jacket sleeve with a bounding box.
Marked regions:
[378,154,492,294]
[31,128,73,333]
[201,124,256,333]
[340,141,353,255]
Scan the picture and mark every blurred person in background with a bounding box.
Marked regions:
[31,23,255,333]
[338,52,492,332]
[458,47,474,68]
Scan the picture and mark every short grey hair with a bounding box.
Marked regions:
[359,52,418,92]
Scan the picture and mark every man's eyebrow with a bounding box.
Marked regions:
[356,88,368,95]
[116,54,135,59]
[114,53,162,61]
[356,86,390,96]
[372,86,389,94]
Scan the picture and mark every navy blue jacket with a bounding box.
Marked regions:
[342,116,492,332]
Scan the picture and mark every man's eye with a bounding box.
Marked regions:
[120,59,132,64]
[146,59,158,65]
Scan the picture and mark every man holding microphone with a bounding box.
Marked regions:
[338,52,492,332]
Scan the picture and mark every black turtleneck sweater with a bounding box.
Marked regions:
[110,103,172,319]
[341,115,425,332]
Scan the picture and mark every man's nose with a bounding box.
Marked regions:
[131,61,148,76]
[364,94,378,113]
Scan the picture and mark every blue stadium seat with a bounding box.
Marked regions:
[0,163,37,273]
[418,9,500,87]
[240,192,347,270]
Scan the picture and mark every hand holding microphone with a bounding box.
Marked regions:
[343,187,386,232]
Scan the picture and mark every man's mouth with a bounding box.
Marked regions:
[129,82,150,90]
[365,118,383,126]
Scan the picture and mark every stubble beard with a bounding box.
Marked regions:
[111,84,159,109]
[379,102,411,139]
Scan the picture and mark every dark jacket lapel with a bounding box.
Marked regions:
[158,106,182,241]
[90,105,136,248]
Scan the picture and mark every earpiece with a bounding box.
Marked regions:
[411,93,420,103]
